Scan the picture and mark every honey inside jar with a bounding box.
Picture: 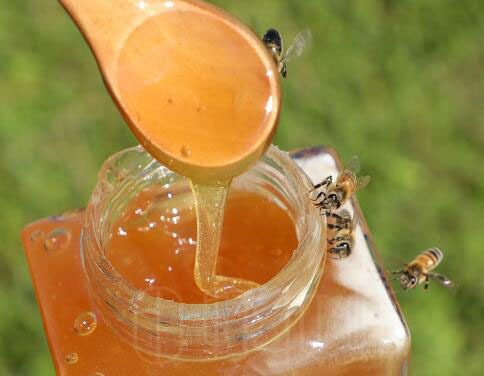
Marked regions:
[105,189,297,303]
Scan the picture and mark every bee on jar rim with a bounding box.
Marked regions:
[392,247,455,290]
[262,28,312,78]
[326,209,357,260]
[311,156,370,214]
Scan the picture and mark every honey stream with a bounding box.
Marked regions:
[191,182,259,299]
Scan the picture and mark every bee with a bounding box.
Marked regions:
[262,28,312,78]
[392,247,455,290]
[311,156,371,214]
[326,209,357,259]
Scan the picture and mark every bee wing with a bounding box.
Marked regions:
[356,175,371,192]
[282,28,312,63]
[429,273,457,289]
[343,155,361,174]
[351,213,359,230]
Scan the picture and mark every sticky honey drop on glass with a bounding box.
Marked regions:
[30,230,44,243]
[74,312,97,336]
[44,228,71,251]
[65,352,79,364]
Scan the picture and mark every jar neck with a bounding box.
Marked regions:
[81,145,326,359]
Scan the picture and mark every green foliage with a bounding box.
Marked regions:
[0,0,483,375]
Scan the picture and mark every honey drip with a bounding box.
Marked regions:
[191,181,259,299]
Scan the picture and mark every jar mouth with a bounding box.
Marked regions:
[82,145,326,358]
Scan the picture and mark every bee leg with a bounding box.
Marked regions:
[311,176,332,192]
[424,275,430,290]
[390,270,400,281]
[311,191,326,202]
[281,64,287,78]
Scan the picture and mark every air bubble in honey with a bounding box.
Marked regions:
[44,228,71,251]
[65,352,78,364]
[30,230,44,243]
[74,311,97,336]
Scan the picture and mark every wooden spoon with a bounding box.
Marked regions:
[58,0,281,182]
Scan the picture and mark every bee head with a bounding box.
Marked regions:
[329,242,351,259]
[400,272,418,289]
[322,193,341,210]
[339,242,351,258]
[262,29,283,54]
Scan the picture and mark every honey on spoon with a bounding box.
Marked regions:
[58,0,281,298]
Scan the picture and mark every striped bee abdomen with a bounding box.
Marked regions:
[417,247,443,271]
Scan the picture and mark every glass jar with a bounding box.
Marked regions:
[82,144,326,359]
[22,146,410,375]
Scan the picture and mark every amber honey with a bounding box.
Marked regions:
[106,189,297,303]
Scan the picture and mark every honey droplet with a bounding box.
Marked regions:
[181,146,192,157]
[44,228,71,251]
[30,230,44,242]
[65,352,79,364]
[74,311,97,336]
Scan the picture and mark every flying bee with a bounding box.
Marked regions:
[326,209,357,259]
[311,156,371,214]
[392,247,455,290]
[262,28,312,78]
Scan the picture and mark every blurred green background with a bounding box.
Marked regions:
[0,0,483,374]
